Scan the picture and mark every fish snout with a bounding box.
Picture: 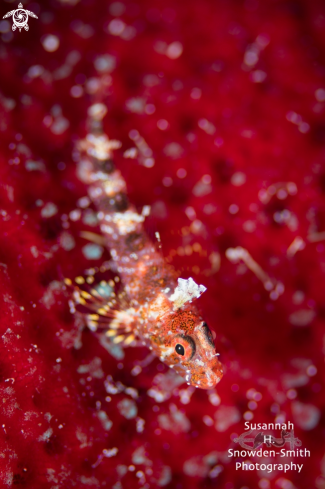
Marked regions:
[191,359,223,389]
[212,360,223,382]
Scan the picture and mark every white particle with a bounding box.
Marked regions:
[166,42,183,59]
[51,117,69,135]
[256,33,270,48]
[306,365,317,376]
[185,206,196,220]
[275,282,285,295]
[41,202,58,218]
[129,129,139,140]
[277,189,288,200]
[287,182,297,195]
[299,122,310,134]
[209,465,223,479]
[163,142,183,158]
[123,147,138,158]
[231,171,246,186]
[275,413,286,424]
[241,129,254,138]
[198,118,216,135]
[42,35,60,53]
[289,309,316,327]
[88,103,108,121]
[69,209,81,221]
[71,20,94,39]
[82,243,103,260]
[292,401,320,430]
[229,204,239,214]
[193,178,212,196]
[97,411,113,431]
[244,48,259,66]
[187,133,196,143]
[108,19,126,36]
[208,391,220,406]
[292,290,305,305]
[94,54,116,73]
[141,205,151,217]
[177,168,187,178]
[243,220,256,233]
[74,194,90,208]
[85,77,101,94]
[162,176,173,187]
[125,97,146,114]
[121,26,137,41]
[131,365,142,376]
[0,20,10,34]
[144,157,155,168]
[287,389,297,400]
[38,428,53,441]
[250,70,267,83]
[202,415,214,426]
[70,85,83,98]
[315,88,325,102]
[103,447,118,458]
[27,65,44,78]
[190,87,201,99]
[270,290,279,301]
[145,104,155,114]
[25,160,46,172]
[202,174,211,184]
[60,232,76,251]
[157,119,169,130]
[286,111,302,124]
[243,411,254,421]
[109,2,125,16]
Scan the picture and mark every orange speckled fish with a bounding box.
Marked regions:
[67,103,223,389]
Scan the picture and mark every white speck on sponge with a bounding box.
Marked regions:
[169,277,206,309]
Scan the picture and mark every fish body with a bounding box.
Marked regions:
[70,104,223,389]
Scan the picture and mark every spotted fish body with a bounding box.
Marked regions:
[71,104,223,389]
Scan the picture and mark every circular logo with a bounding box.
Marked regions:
[13,9,28,30]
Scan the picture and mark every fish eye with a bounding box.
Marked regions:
[175,344,185,356]
[202,322,214,346]
[173,335,196,361]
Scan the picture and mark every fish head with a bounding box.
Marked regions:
[155,306,223,389]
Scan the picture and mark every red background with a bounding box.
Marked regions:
[0,0,324,487]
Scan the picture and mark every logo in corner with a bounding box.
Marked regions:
[228,423,309,475]
[3,3,38,32]
[234,428,302,450]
